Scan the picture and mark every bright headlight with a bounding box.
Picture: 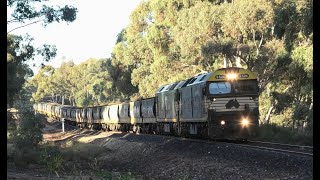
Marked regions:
[226,73,237,79]
[242,119,249,126]
[221,120,225,125]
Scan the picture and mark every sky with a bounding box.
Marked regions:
[7,0,144,74]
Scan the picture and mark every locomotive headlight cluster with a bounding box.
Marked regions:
[241,118,249,126]
[221,120,226,125]
[226,73,237,80]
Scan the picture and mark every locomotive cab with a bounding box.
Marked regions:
[205,67,260,139]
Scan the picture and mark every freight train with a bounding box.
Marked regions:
[34,67,259,139]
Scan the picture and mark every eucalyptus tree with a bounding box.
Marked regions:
[7,0,78,107]
[50,61,76,105]
[7,0,77,34]
[113,0,197,97]
[73,59,114,107]
[111,0,313,130]
[29,65,55,102]
[7,34,56,107]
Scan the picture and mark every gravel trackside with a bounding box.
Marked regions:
[10,118,312,180]
[83,132,313,180]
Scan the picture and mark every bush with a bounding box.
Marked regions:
[10,110,45,167]
[7,112,17,142]
[13,148,40,167]
[13,110,44,150]
[40,145,64,172]
[255,123,313,145]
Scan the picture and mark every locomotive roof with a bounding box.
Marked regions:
[156,67,258,93]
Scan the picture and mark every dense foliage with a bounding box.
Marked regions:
[29,58,138,107]
[117,0,312,132]
[26,0,313,133]
[7,0,78,107]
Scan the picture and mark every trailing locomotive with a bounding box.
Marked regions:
[34,67,259,139]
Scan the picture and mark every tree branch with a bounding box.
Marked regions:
[258,34,264,49]
[7,18,21,24]
[7,20,41,34]
[7,15,41,24]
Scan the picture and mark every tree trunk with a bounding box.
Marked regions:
[264,104,274,124]
[223,56,228,68]
[235,56,242,68]
[304,102,313,131]
[292,118,295,131]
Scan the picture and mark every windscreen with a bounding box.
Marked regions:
[208,82,232,95]
[208,80,258,95]
[233,80,258,94]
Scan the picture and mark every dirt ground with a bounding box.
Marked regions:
[7,118,313,180]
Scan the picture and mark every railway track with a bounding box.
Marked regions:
[128,131,314,157]
[129,132,314,157]
[46,117,313,157]
[244,140,313,157]
[180,137,313,157]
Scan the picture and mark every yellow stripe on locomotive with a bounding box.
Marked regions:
[207,67,257,81]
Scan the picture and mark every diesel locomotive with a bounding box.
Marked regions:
[34,67,259,139]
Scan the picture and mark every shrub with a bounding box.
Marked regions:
[13,110,45,150]
[7,112,17,142]
[255,123,313,145]
[40,145,64,172]
[13,147,40,167]
[10,110,45,167]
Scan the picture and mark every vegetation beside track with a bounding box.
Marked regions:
[253,124,313,146]
[7,109,136,179]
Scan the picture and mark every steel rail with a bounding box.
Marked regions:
[247,140,313,149]
[232,143,313,157]
[134,133,314,157]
